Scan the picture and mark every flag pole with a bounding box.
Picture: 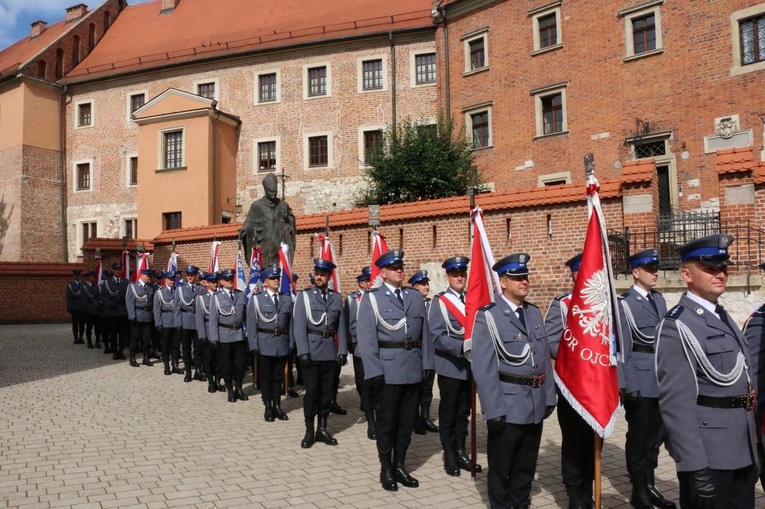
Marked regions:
[594,433,602,509]
[467,184,477,480]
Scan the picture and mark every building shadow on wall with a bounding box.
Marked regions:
[0,195,15,256]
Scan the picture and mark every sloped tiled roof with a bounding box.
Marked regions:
[621,158,655,184]
[0,262,87,275]
[81,237,155,251]
[64,0,434,83]
[716,146,758,175]
[0,19,71,80]
[153,224,239,243]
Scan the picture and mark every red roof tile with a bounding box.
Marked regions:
[621,159,655,184]
[0,261,86,275]
[81,237,155,251]
[0,19,71,79]
[152,224,240,243]
[64,0,435,83]
[716,146,756,175]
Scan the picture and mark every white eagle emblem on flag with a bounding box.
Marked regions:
[571,267,611,344]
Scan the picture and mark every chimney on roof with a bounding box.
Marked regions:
[30,20,47,39]
[65,3,88,23]
[160,0,179,14]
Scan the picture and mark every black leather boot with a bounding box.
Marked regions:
[193,368,206,381]
[103,340,111,354]
[184,366,192,382]
[225,379,236,402]
[456,437,482,472]
[164,361,171,376]
[87,338,94,349]
[171,358,183,375]
[629,472,654,509]
[208,379,217,393]
[365,410,376,440]
[329,397,347,415]
[442,441,460,477]
[301,418,315,449]
[422,404,439,432]
[94,338,101,349]
[264,400,275,422]
[315,416,338,445]
[141,353,153,366]
[379,452,398,491]
[645,470,676,509]
[273,397,288,421]
[582,481,594,509]
[393,448,419,488]
[129,353,140,367]
[566,484,587,509]
[215,377,226,392]
[413,405,426,435]
[234,382,248,401]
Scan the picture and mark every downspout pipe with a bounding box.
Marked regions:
[437,5,451,121]
[58,84,68,261]
[389,31,396,127]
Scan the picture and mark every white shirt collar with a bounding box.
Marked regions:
[500,294,522,313]
[685,290,718,316]
[384,282,402,294]
[631,285,649,298]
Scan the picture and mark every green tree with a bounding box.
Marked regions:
[361,115,480,206]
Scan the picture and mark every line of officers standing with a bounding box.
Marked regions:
[65,234,764,509]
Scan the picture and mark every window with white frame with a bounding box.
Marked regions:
[532,83,568,137]
[411,51,436,86]
[195,80,217,100]
[619,1,663,60]
[129,92,145,116]
[74,160,92,192]
[256,71,280,103]
[358,57,386,92]
[304,132,333,169]
[255,138,280,172]
[359,127,384,166]
[76,101,93,128]
[123,218,137,239]
[530,2,562,54]
[79,220,98,249]
[538,171,571,187]
[127,155,138,187]
[462,28,489,73]
[304,64,331,98]
[161,129,184,169]
[463,103,492,149]
[731,5,765,76]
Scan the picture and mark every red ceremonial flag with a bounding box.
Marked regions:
[554,168,621,438]
[464,207,500,351]
[135,252,150,281]
[209,241,221,273]
[369,230,389,288]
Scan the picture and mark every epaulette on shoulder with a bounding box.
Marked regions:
[480,302,496,311]
[435,291,446,297]
[525,301,539,310]
[618,291,630,300]
[368,287,380,293]
[665,305,684,320]
[554,292,570,301]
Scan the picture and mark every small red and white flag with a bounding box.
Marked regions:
[316,234,341,294]
[165,251,179,287]
[234,250,247,292]
[554,167,622,438]
[464,207,500,356]
[135,252,150,281]
[121,250,131,281]
[369,230,389,288]
[278,242,295,295]
[209,241,221,273]
[94,255,103,287]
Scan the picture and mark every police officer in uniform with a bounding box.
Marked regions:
[346,265,376,439]
[357,250,434,492]
[175,265,205,382]
[247,265,293,422]
[656,234,758,509]
[209,269,248,403]
[618,249,675,509]
[154,271,180,376]
[743,262,765,491]
[81,271,100,349]
[544,252,596,509]
[293,258,348,448]
[66,269,86,344]
[472,253,556,509]
[410,270,439,435]
[102,263,129,359]
[126,269,156,367]
[429,256,482,476]
[197,272,225,394]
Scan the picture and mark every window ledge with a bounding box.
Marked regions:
[531,43,564,57]
[306,166,334,171]
[462,66,490,77]
[730,59,765,76]
[623,47,664,63]
[255,99,280,106]
[156,166,187,173]
[73,188,92,193]
[533,130,570,141]
[75,124,94,130]
[470,145,494,152]
[304,94,330,100]
[257,168,278,173]
[412,81,437,88]
[358,87,387,94]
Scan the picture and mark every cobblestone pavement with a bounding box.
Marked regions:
[0,324,763,508]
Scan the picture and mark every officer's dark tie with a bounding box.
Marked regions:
[395,288,404,305]
[459,294,465,304]
[273,293,279,308]
[646,292,659,315]
[321,291,327,303]
[715,304,735,334]
[516,306,526,329]
[229,291,234,301]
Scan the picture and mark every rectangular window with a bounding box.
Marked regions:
[632,14,656,54]
[542,93,563,135]
[538,13,558,48]
[471,111,489,148]
[163,212,182,231]
[469,38,485,70]
[308,136,328,167]
[258,141,277,172]
[128,156,138,186]
[259,73,277,102]
[129,93,145,114]
[82,222,97,245]
[415,53,436,84]
[363,129,382,165]
[162,130,183,169]
[197,82,215,99]
[78,103,92,127]
[76,163,91,191]
[308,66,327,97]
[362,59,383,90]
[740,15,765,65]
[124,218,137,239]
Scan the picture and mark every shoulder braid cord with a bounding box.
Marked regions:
[129,283,148,303]
[676,319,749,387]
[438,297,465,336]
[105,280,119,297]
[198,294,210,317]
[179,286,196,307]
[484,311,532,369]
[68,281,81,295]
[252,293,277,323]
[367,292,408,335]
[621,301,655,344]
[301,291,328,326]
[214,294,236,317]
[158,289,174,308]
